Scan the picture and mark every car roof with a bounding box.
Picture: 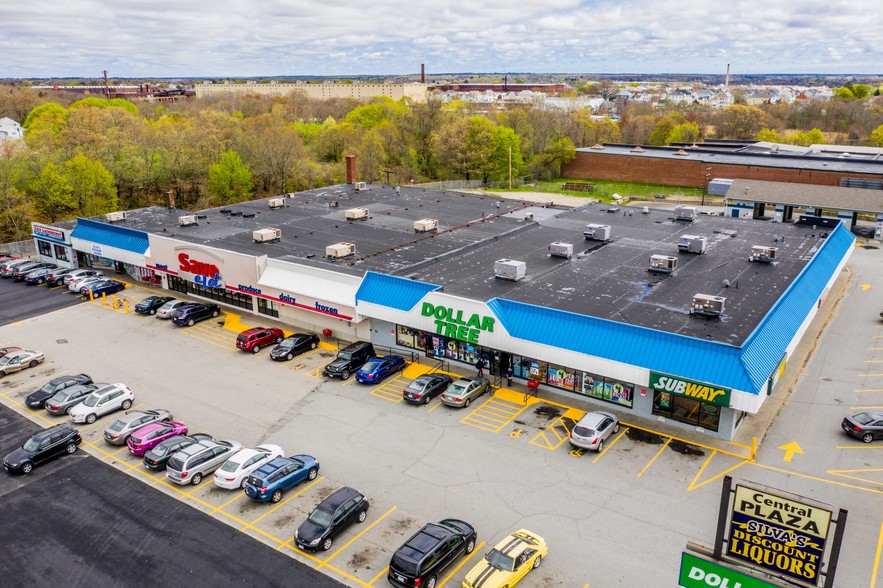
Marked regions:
[32,424,76,438]
[577,411,615,427]
[317,487,362,511]
[254,456,292,475]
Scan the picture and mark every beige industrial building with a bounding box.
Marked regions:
[195,80,427,102]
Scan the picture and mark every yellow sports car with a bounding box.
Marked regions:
[462,529,547,588]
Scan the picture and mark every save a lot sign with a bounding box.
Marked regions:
[650,371,731,406]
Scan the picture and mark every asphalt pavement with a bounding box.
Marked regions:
[0,273,86,326]
[0,403,344,588]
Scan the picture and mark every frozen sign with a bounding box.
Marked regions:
[178,253,224,289]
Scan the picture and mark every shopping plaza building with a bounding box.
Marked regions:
[31,184,854,441]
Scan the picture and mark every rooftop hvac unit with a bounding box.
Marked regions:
[674,206,697,221]
[345,207,369,220]
[677,235,708,254]
[413,218,438,232]
[325,242,356,259]
[691,294,726,317]
[105,211,127,222]
[549,242,573,259]
[749,245,778,263]
[649,254,678,273]
[268,198,285,209]
[253,228,281,243]
[583,223,611,241]
[354,181,367,192]
[494,259,526,281]
[178,214,198,227]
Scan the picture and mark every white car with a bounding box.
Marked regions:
[69,275,105,293]
[69,383,134,424]
[63,269,102,286]
[156,300,191,320]
[213,444,284,489]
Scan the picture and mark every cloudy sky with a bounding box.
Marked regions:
[2,0,881,78]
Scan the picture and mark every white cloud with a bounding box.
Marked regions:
[1,0,882,76]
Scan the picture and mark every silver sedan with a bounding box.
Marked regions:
[103,409,173,445]
[440,377,491,408]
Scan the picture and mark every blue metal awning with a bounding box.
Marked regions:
[70,218,149,254]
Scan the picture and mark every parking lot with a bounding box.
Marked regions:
[1,264,882,587]
[0,271,85,325]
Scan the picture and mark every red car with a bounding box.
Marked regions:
[127,421,188,456]
[0,347,22,359]
[235,327,284,353]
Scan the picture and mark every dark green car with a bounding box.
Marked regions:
[142,433,213,470]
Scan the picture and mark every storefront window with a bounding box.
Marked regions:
[580,372,633,408]
[167,275,253,310]
[54,245,68,262]
[257,297,279,318]
[38,240,52,257]
[652,390,720,432]
[547,364,579,392]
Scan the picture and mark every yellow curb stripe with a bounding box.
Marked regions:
[593,427,628,463]
[248,476,324,526]
[440,541,486,587]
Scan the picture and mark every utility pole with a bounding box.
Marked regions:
[103,70,110,101]
[508,146,512,190]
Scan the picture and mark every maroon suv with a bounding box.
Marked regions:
[236,327,284,353]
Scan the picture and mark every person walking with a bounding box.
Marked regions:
[506,366,513,387]
[476,357,484,378]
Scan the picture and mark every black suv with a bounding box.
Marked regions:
[25,373,93,409]
[3,424,82,474]
[295,486,370,551]
[388,519,476,588]
[322,341,375,380]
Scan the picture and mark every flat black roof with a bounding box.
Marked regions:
[115,185,829,346]
[577,143,883,175]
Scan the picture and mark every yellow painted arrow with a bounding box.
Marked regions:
[778,441,804,462]
[860,284,872,291]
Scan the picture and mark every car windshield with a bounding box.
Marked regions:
[448,383,467,395]
[485,548,515,571]
[337,351,352,360]
[573,426,595,437]
[159,301,179,311]
[152,444,171,456]
[854,413,875,425]
[219,459,242,473]
[23,436,42,452]
[362,360,381,371]
[49,392,67,403]
[307,508,333,528]
[40,382,56,393]
[83,394,100,407]
[278,339,295,349]
[391,554,418,576]
[0,356,11,367]
[108,420,126,432]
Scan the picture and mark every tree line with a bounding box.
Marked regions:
[2,84,883,243]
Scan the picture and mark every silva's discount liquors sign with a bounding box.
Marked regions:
[727,484,832,585]
[650,372,731,406]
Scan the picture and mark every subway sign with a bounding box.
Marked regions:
[420,302,495,344]
[650,372,731,406]
[727,485,832,585]
[679,552,777,588]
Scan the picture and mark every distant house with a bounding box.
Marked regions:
[0,117,23,142]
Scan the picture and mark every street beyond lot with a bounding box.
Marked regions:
[0,249,881,587]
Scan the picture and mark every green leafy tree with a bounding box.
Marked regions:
[64,154,118,217]
[69,96,111,110]
[755,128,782,142]
[432,116,496,181]
[832,87,855,100]
[714,105,769,139]
[0,142,35,241]
[489,126,524,184]
[536,137,576,179]
[356,129,387,182]
[869,124,883,147]
[30,162,76,222]
[108,98,139,115]
[666,121,700,144]
[207,150,253,203]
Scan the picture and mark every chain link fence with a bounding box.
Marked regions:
[0,239,36,258]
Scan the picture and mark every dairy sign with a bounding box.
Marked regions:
[727,484,832,585]
[178,252,224,289]
[420,302,495,344]
[650,372,731,406]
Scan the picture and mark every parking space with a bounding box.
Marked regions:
[3,267,883,587]
[0,273,85,326]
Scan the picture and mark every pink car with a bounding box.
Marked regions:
[127,421,188,456]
